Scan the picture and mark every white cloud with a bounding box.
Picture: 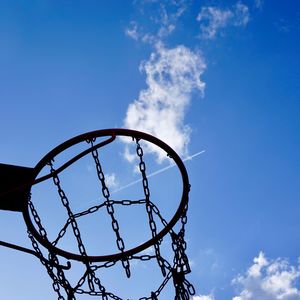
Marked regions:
[125,21,139,40]
[123,43,205,161]
[104,173,118,190]
[124,1,206,161]
[155,0,186,38]
[232,252,300,300]
[193,294,215,300]
[125,0,187,44]
[123,146,136,163]
[254,0,263,10]
[234,3,250,26]
[197,2,250,39]
[197,6,233,39]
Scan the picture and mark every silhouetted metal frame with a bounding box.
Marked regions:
[6,129,190,263]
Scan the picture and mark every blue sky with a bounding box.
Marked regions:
[0,1,299,299]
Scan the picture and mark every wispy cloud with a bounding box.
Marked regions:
[234,3,250,26]
[232,252,300,300]
[124,1,207,161]
[275,18,293,33]
[254,0,263,10]
[125,0,187,44]
[125,21,139,40]
[124,2,254,161]
[123,43,205,161]
[104,173,119,190]
[197,2,250,39]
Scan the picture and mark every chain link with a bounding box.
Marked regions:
[27,230,70,300]
[136,139,166,277]
[88,139,131,278]
[25,136,194,300]
[171,230,195,299]
[28,194,74,299]
[49,160,108,299]
[49,161,88,257]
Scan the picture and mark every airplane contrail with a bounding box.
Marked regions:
[112,150,206,194]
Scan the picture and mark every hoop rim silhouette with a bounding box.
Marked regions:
[23,128,190,263]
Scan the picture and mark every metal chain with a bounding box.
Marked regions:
[25,136,194,300]
[88,139,130,278]
[28,196,73,299]
[170,195,195,300]
[27,230,67,300]
[172,269,195,300]
[28,199,48,239]
[139,270,173,300]
[49,160,108,299]
[147,201,170,229]
[52,219,71,247]
[52,202,107,247]
[135,139,166,277]
[49,161,88,257]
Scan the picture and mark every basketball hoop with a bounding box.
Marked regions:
[0,129,195,300]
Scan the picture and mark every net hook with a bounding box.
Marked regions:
[0,240,71,270]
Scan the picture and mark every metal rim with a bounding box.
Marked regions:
[23,128,190,263]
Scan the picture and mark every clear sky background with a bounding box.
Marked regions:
[0,1,299,299]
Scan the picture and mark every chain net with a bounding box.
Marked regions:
[27,137,195,300]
